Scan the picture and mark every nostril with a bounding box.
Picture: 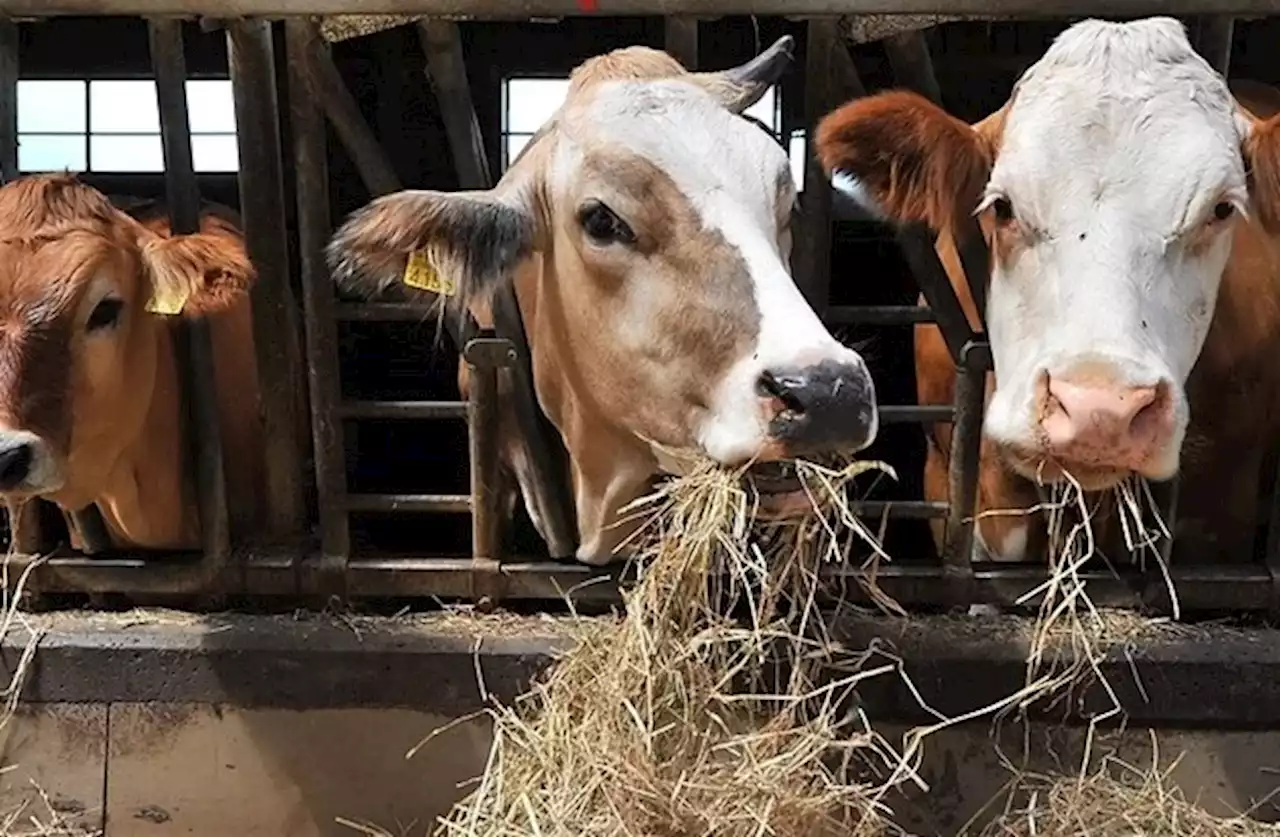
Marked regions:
[0,444,31,488]
[756,369,807,415]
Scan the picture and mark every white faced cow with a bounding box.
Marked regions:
[328,39,879,565]
[816,17,1280,564]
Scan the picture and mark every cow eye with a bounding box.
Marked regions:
[578,201,636,245]
[992,197,1015,224]
[86,298,124,332]
[1212,201,1235,222]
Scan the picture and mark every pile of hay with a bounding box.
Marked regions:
[435,458,918,837]
[976,746,1280,837]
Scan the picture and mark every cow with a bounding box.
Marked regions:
[814,16,1280,567]
[0,174,264,553]
[327,38,881,566]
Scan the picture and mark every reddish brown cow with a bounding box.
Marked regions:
[0,174,264,551]
[815,17,1280,566]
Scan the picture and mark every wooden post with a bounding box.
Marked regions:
[793,18,840,316]
[227,20,310,543]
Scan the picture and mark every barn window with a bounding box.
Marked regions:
[17,79,238,174]
[500,76,808,190]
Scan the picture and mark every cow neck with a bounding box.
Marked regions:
[87,322,199,551]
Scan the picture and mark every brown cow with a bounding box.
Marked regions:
[329,39,881,566]
[815,17,1280,567]
[0,174,263,552]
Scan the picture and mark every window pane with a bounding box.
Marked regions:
[18,81,86,133]
[505,78,569,134]
[187,80,236,134]
[192,134,239,172]
[743,86,779,134]
[789,130,807,191]
[90,134,163,172]
[505,134,535,169]
[90,80,160,134]
[19,134,86,172]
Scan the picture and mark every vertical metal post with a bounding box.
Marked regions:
[663,17,698,69]
[227,20,310,545]
[1193,16,1235,76]
[286,19,349,598]
[883,30,943,104]
[794,18,839,315]
[148,18,232,585]
[464,339,512,605]
[0,17,16,185]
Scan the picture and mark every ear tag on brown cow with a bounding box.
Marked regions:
[144,284,190,316]
[402,249,456,297]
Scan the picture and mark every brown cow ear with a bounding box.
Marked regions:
[325,188,535,311]
[1244,111,1280,234]
[814,90,993,232]
[138,227,257,318]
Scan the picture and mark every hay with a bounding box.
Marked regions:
[432,457,921,837]
[976,738,1280,837]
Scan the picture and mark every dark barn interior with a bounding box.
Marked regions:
[9,12,1280,608]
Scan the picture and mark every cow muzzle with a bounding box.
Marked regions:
[1031,369,1177,488]
[758,357,879,458]
[0,430,57,495]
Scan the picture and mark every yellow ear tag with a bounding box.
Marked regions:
[144,284,190,316]
[402,249,456,297]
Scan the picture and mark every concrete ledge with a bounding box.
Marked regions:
[5,609,1279,727]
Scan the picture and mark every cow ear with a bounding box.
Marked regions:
[326,188,536,310]
[139,224,257,318]
[814,90,993,232]
[1244,111,1280,234]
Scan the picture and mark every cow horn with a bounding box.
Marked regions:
[691,34,795,113]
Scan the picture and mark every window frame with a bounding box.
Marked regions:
[16,76,239,176]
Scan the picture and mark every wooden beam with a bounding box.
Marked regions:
[793,18,840,315]
[883,30,942,104]
[417,19,491,190]
[1,0,1277,17]
[298,24,402,196]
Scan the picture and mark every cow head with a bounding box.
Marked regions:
[328,38,879,564]
[0,174,255,513]
[816,17,1280,491]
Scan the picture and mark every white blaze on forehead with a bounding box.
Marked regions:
[980,17,1247,462]
[562,79,868,464]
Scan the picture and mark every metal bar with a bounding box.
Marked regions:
[664,16,699,69]
[299,23,402,197]
[338,400,468,420]
[883,30,943,104]
[6,1,1278,16]
[793,19,839,313]
[417,19,492,191]
[826,304,935,325]
[343,494,472,513]
[851,500,949,519]
[895,225,976,360]
[287,18,349,599]
[464,338,514,604]
[70,508,113,555]
[228,19,310,544]
[940,344,987,605]
[153,18,231,587]
[0,17,16,184]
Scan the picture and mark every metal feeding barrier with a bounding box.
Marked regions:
[2,7,1278,616]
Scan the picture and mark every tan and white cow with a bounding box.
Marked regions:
[328,39,880,565]
[815,17,1280,564]
[0,174,264,552]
